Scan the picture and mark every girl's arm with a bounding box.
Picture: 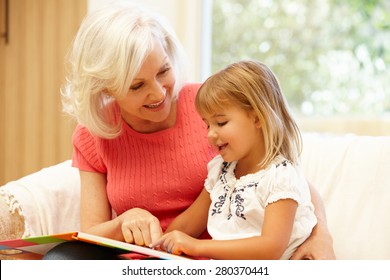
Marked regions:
[290,181,336,259]
[152,199,297,260]
[79,170,162,246]
[165,188,211,237]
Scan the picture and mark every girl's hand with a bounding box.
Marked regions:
[120,208,163,247]
[150,230,199,256]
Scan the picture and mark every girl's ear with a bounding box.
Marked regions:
[254,116,262,128]
[250,110,262,128]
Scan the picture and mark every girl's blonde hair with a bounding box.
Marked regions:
[195,60,302,167]
[62,3,187,138]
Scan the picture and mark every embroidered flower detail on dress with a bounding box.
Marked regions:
[276,160,289,168]
[212,193,227,216]
[232,193,246,220]
[219,162,230,185]
[210,162,259,221]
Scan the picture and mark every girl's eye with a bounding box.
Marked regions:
[217,121,227,127]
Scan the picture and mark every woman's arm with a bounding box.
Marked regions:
[79,170,117,236]
[152,199,297,259]
[79,170,162,246]
[290,181,336,259]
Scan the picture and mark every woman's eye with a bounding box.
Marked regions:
[130,83,143,91]
[159,67,170,76]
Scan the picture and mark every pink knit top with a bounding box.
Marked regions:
[72,83,215,232]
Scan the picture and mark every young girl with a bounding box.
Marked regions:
[151,60,317,260]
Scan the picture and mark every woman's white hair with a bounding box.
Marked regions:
[62,3,188,138]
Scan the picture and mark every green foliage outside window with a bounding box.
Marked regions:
[211,0,390,116]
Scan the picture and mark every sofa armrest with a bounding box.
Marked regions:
[0,160,80,239]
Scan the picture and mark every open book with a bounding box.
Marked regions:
[0,232,190,260]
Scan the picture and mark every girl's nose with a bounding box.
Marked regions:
[207,128,217,141]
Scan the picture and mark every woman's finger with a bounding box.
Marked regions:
[122,224,134,244]
[122,220,145,245]
[149,220,163,244]
[131,226,145,246]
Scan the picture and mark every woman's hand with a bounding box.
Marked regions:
[295,181,336,260]
[150,230,199,256]
[120,208,163,247]
[290,225,336,260]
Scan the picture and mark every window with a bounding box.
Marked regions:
[206,0,390,135]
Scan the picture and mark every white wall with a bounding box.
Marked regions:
[88,0,204,82]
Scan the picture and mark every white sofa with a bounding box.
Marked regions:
[1,133,390,259]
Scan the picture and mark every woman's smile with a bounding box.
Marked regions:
[144,87,167,109]
[144,95,166,109]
